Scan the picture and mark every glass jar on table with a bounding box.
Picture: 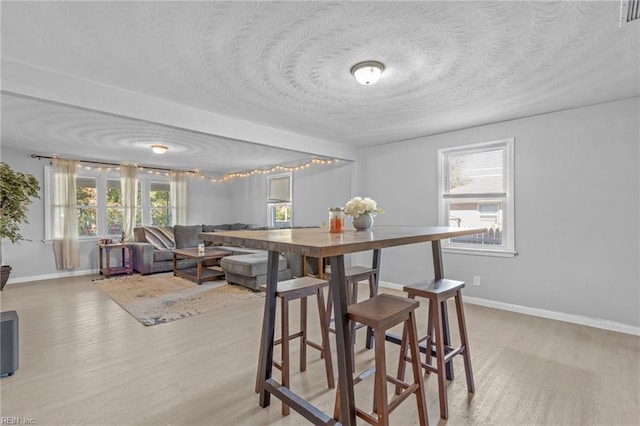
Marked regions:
[329,207,345,233]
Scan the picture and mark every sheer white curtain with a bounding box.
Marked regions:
[52,158,80,270]
[120,165,138,241]
[170,171,188,225]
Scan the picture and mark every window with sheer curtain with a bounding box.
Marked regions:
[438,138,516,257]
[45,167,172,239]
[267,173,292,228]
[51,158,80,269]
[120,164,138,241]
[170,171,188,226]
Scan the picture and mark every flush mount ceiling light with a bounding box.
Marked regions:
[351,61,385,85]
[150,144,169,154]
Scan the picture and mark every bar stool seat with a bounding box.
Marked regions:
[396,278,474,420]
[256,276,334,416]
[334,294,428,426]
[325,265,378,348]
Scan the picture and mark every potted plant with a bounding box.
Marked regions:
[0,162,40,290]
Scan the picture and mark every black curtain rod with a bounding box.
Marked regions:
[30,154,175,172]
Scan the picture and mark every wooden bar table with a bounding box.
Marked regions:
[201,226,485,426]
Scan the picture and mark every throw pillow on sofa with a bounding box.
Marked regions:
[174,225,203,249]
[143,226,175,250]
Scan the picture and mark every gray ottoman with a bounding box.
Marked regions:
[222,253,292,291]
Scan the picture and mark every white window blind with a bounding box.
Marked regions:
[445,148,505,196]
[268,175,292,203]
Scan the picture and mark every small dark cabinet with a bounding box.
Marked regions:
[1,310,19,377]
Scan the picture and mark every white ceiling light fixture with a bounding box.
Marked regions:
[150,144,169,154]
[351,61,385,85]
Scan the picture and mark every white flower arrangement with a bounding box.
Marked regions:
[344,196,384,218]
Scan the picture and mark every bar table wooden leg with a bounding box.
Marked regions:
[330,255,357,426]
[258,250,280,408]
[365,249,381,349]
[432,240,454,380]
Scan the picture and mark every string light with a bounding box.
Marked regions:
[31,154,340,184]
[184,158,340,184]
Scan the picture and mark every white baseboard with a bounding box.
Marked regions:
[378,281,640,336]
[379,280,404,291]
[7,269,98,284]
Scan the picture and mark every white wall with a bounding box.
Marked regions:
[356,98,640,328]
[227,175,269,225]
[293,164,353,227]
[0,146,234,282]
[186,177,233,225]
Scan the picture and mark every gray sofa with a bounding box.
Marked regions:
[130,223,262,275]
[130,224,319,291]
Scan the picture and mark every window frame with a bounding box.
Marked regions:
[437,138,517,257]
[267,173,293,228]
[75,175,99,238]
[105,177,125,237]
[148,181,172,227]
[44,165,172,240]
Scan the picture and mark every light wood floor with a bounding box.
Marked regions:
[0,275,638,425]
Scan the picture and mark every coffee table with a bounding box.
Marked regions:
[172,248,231,284]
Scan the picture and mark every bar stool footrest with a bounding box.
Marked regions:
[353,366,377,386]
[389,382,420,413]
[443,345,465,363]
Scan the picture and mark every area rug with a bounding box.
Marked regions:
[95,274,263,326]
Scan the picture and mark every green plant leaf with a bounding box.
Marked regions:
[0,162,41,243]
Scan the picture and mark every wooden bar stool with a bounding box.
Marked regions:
[255,276,335,416]
[396,279,474,419]
[325,265,379,349]
[334,294,428,426]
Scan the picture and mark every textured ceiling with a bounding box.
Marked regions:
[1,1,638,173]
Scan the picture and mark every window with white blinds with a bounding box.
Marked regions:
[267,173,292,228]
[438,138,516,256]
